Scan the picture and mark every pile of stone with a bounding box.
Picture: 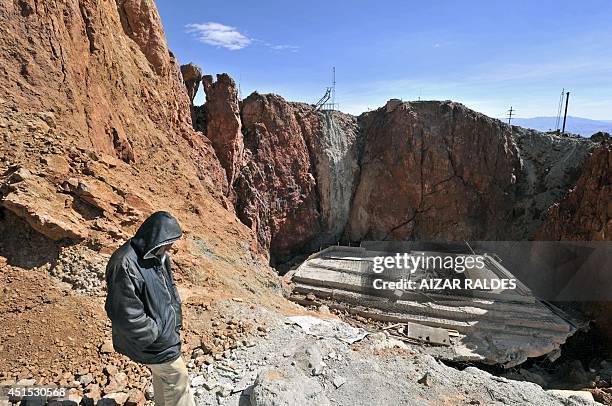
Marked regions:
[50,244,108,296]
[187,316,265,365]
[183,316,268,403]
[0,358,150,405]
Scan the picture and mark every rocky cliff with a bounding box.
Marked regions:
[197,85,361,262]
[196,85,603,261]
[1,0,227,192]
[0,0,281,383]
[202,74,244,190]
[235,93,321,260]
[536,140,610,240]
[306,111,360,244]
[344,100,600,243]
[346,100,521,241]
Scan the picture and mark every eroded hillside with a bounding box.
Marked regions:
[0,0,291,391]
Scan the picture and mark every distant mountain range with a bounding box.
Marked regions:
[510,116,612,137]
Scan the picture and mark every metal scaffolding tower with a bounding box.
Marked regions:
[315,67,338,111]
[314,88,331,111]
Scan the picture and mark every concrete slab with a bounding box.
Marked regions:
[290,245,578,367]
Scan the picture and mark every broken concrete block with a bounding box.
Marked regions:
[291,246,579,367]
[250,367,331,406]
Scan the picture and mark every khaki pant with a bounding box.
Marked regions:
[149,356,196,406]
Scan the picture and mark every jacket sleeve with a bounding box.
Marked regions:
[105,260,160,347]
[164,255,183,330]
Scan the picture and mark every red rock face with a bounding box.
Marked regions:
[116,0,171,75]
[202,74,244,188]
[537,142,611,240]
[346,100,521,241]
[235,93,322,261]
[0,0,226,194]
[0,0,237,249]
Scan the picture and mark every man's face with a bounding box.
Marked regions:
[156,244,173,259]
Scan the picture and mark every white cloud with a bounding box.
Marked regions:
[267,44,299,52]
[186,22,298,52]
[186,22,252,50]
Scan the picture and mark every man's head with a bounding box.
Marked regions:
[131,211,182,260]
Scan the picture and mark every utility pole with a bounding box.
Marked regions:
[555,88,565,132]
[507,106,515,124]
[561,91,570,134]
[331,66,336,110]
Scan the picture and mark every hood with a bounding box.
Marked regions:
[131,211,182,259]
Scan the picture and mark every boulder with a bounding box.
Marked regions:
[83,383,102,405]
[125,388,146,406]
[100,340,114,354]
[1,170,88,240]
[180,63,203,104]
[100,391,129,405]
[249,366,331,406]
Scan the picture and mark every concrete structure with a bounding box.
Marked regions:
[289,243,579,367]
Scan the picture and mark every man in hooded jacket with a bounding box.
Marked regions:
[105,211,195,406]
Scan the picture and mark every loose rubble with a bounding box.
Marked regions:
[182,302,605,406]
[50,244,108,296]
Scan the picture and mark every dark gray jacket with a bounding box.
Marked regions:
[105,211,183,365]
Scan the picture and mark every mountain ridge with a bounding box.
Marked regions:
[510,115,612,136]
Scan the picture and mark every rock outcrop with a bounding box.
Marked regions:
[190,77,602,260]
[537,140,611,240]
[202,74,244,188]
[346,100,522,241]
[116,0,171,75]
[180,63,203,104]
[235,93,321,261]
[198,83,361,261]
[0,0,226,193]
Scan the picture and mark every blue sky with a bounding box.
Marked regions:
[156,0,612,119]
